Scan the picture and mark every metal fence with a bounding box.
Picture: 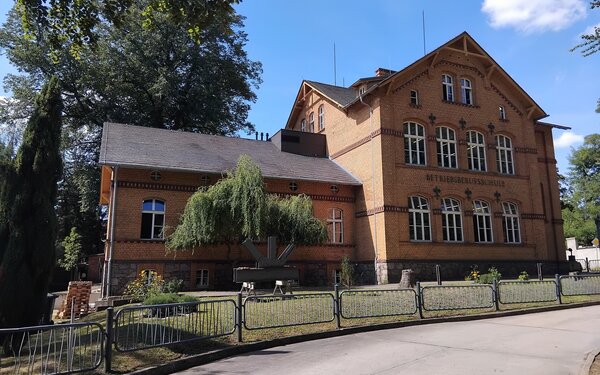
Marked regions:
[113,299,236,352]
[559,275,600,296]
[242,293,335,329]
[0,322,104,375]
[589,260,600,272]
[421,285,495,311]
[497,280,557,304]
[339,289,417,319]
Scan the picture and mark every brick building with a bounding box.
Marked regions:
[99,32,567,296]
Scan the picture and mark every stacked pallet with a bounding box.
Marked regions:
[56,281,92,319]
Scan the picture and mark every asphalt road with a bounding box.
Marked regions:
[175,305,600,375]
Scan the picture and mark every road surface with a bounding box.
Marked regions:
[176,305,600,375]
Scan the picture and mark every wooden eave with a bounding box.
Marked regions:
[285,81,348,129]
[99,165,112,205]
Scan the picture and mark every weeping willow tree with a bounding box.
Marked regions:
[167,155,327,256]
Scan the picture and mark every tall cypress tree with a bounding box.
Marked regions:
[0,77,62,337]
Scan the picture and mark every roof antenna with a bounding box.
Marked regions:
[422,10,427,56]
[333,42,337,86]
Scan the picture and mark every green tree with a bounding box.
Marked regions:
[572,1,600,111]
[0,77,62,338]
[167,155,327,256]
[15,0,241,59]
[0,0,261,259]
[58,227,84,277]
[562,134,600,244]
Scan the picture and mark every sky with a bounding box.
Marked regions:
[0,0,598,173]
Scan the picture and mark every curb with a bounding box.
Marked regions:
[129,300,600,375]
[580,349,600,375]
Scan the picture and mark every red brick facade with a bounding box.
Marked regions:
[99,33,567,294]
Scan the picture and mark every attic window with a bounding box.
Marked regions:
[410,90,419,106]
[200,174,210,184]
[359,86,367,96]
[330,185,339,194]
[289,181,298,192]
[150,170,162,181]
[499,106,507,121]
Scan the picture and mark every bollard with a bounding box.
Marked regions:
[237,292,243,343]
[104,307,114,373]
[492,279,500,311]
[435,264,442,285]
[537,263,543,281]
[555,274,562,304]
[586,257,590,272]
[416,281,424,319]
[334,284,341,329]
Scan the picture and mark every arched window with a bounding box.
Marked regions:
[403,122,426,165]
[441,198,463,242]
[442,74,454,101]
[318,105,325,131]
[436,126,457,168]
[473,200,492,243]
[502,202,521,244]
[141,199,165,239]
[308,112,315,133]
[327,208,343,244]
[496,135,514,175]
[300,118,306,132]
[409,196,431,241]
[460,78,473,105]
[467,130,486,172]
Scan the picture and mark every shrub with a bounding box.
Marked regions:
[477,267,501,284]
[518,271,529,281]
[163,279,185,293]
[340,255,355,288]
[143,293,181,305]
[465,265,480,282]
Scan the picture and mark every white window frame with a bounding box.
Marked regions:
[499,105,506,120]
[403,122,426,165]
[460,78,473,105]
[327,208,344,244]
[318,105,325,131]
[409,196,431,241]
[141,199,165,239]
[467,130,487,172]
[308,112,315,133]
[410,90,419,105]
[442,74,454,101]
[436,126,457,168]
[195,269,209,288]
[441,198,463,242]
[300,118,306,132]
[496,135,514,175]
[502,202,521,244]
[473,200,493,243]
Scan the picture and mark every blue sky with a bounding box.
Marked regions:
[0,0,598,173]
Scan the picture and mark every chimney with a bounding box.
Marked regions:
[375,67,396,77]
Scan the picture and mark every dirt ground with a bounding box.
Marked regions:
[590,354,600,375]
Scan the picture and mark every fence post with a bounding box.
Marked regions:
[104,307,113,374]
[555,274,562,304]
[334,284,341,329]
[537,263,543,281]
[236,292,243,343]
[416,281,424,319]
[492,279,500,311]
[435,264,442,285]
[586,257,590,272]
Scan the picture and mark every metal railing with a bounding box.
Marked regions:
[497,280,558,304]
[588,260,600,272]
[0,322,104,375]
[242,293,335,329]
[112,299,236,352]
[559,274,600,296]
[421,284,495,311]
[339,289,418,319]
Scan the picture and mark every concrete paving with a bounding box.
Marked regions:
[175,305,600,375]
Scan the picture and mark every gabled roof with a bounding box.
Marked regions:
[286,31,548,129]
[99,122,361,186]
[305,81,357,107]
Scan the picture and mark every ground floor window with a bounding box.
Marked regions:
[195,269,209,288]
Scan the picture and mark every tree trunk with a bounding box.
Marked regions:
[398,269,416,289]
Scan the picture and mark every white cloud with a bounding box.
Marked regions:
[481,0,587,33]
[554,131,584,148]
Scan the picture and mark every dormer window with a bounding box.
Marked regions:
[460,78,472,105]
[410,90,419,106]
[442,74,454,102]
[359,85,366,96]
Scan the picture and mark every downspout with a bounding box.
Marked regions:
[359,94,380,284]
[104,165,118,298]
